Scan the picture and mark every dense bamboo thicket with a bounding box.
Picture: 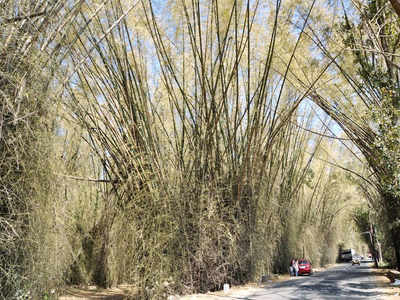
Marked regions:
[62,0,363,296]
[0,1,84,297]
[0,0,371,298]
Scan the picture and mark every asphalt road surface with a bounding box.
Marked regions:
[231,263,383,299]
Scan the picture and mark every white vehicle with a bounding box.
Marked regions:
[352,256,361,265]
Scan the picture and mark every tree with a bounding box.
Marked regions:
[305,0,400,269]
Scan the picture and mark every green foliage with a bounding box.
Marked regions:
[370,89,400,198]
[353,207,370,233]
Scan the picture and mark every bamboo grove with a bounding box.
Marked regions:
[0,0,399,298]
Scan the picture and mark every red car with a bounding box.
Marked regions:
[298,259,313,275]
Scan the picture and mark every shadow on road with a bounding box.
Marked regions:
[242,264,389,299]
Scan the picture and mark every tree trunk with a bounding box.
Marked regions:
[369,227,379,268]
[384,192,400,270]
[392,228,400,271]
[390,0,400,18]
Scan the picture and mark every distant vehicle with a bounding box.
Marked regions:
[364,253,373,262]
[298,259,313,275]
[340,249,355,262]
[352,256,361,265]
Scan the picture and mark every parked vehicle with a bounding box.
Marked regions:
[298,259,313,275]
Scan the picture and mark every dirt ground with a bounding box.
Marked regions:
[372,268,400,299]
[59,265,400,299]
[59,285,134,300]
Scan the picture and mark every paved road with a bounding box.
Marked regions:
[230,263,383,299]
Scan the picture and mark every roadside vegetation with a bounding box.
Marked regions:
[0,0,399,299]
